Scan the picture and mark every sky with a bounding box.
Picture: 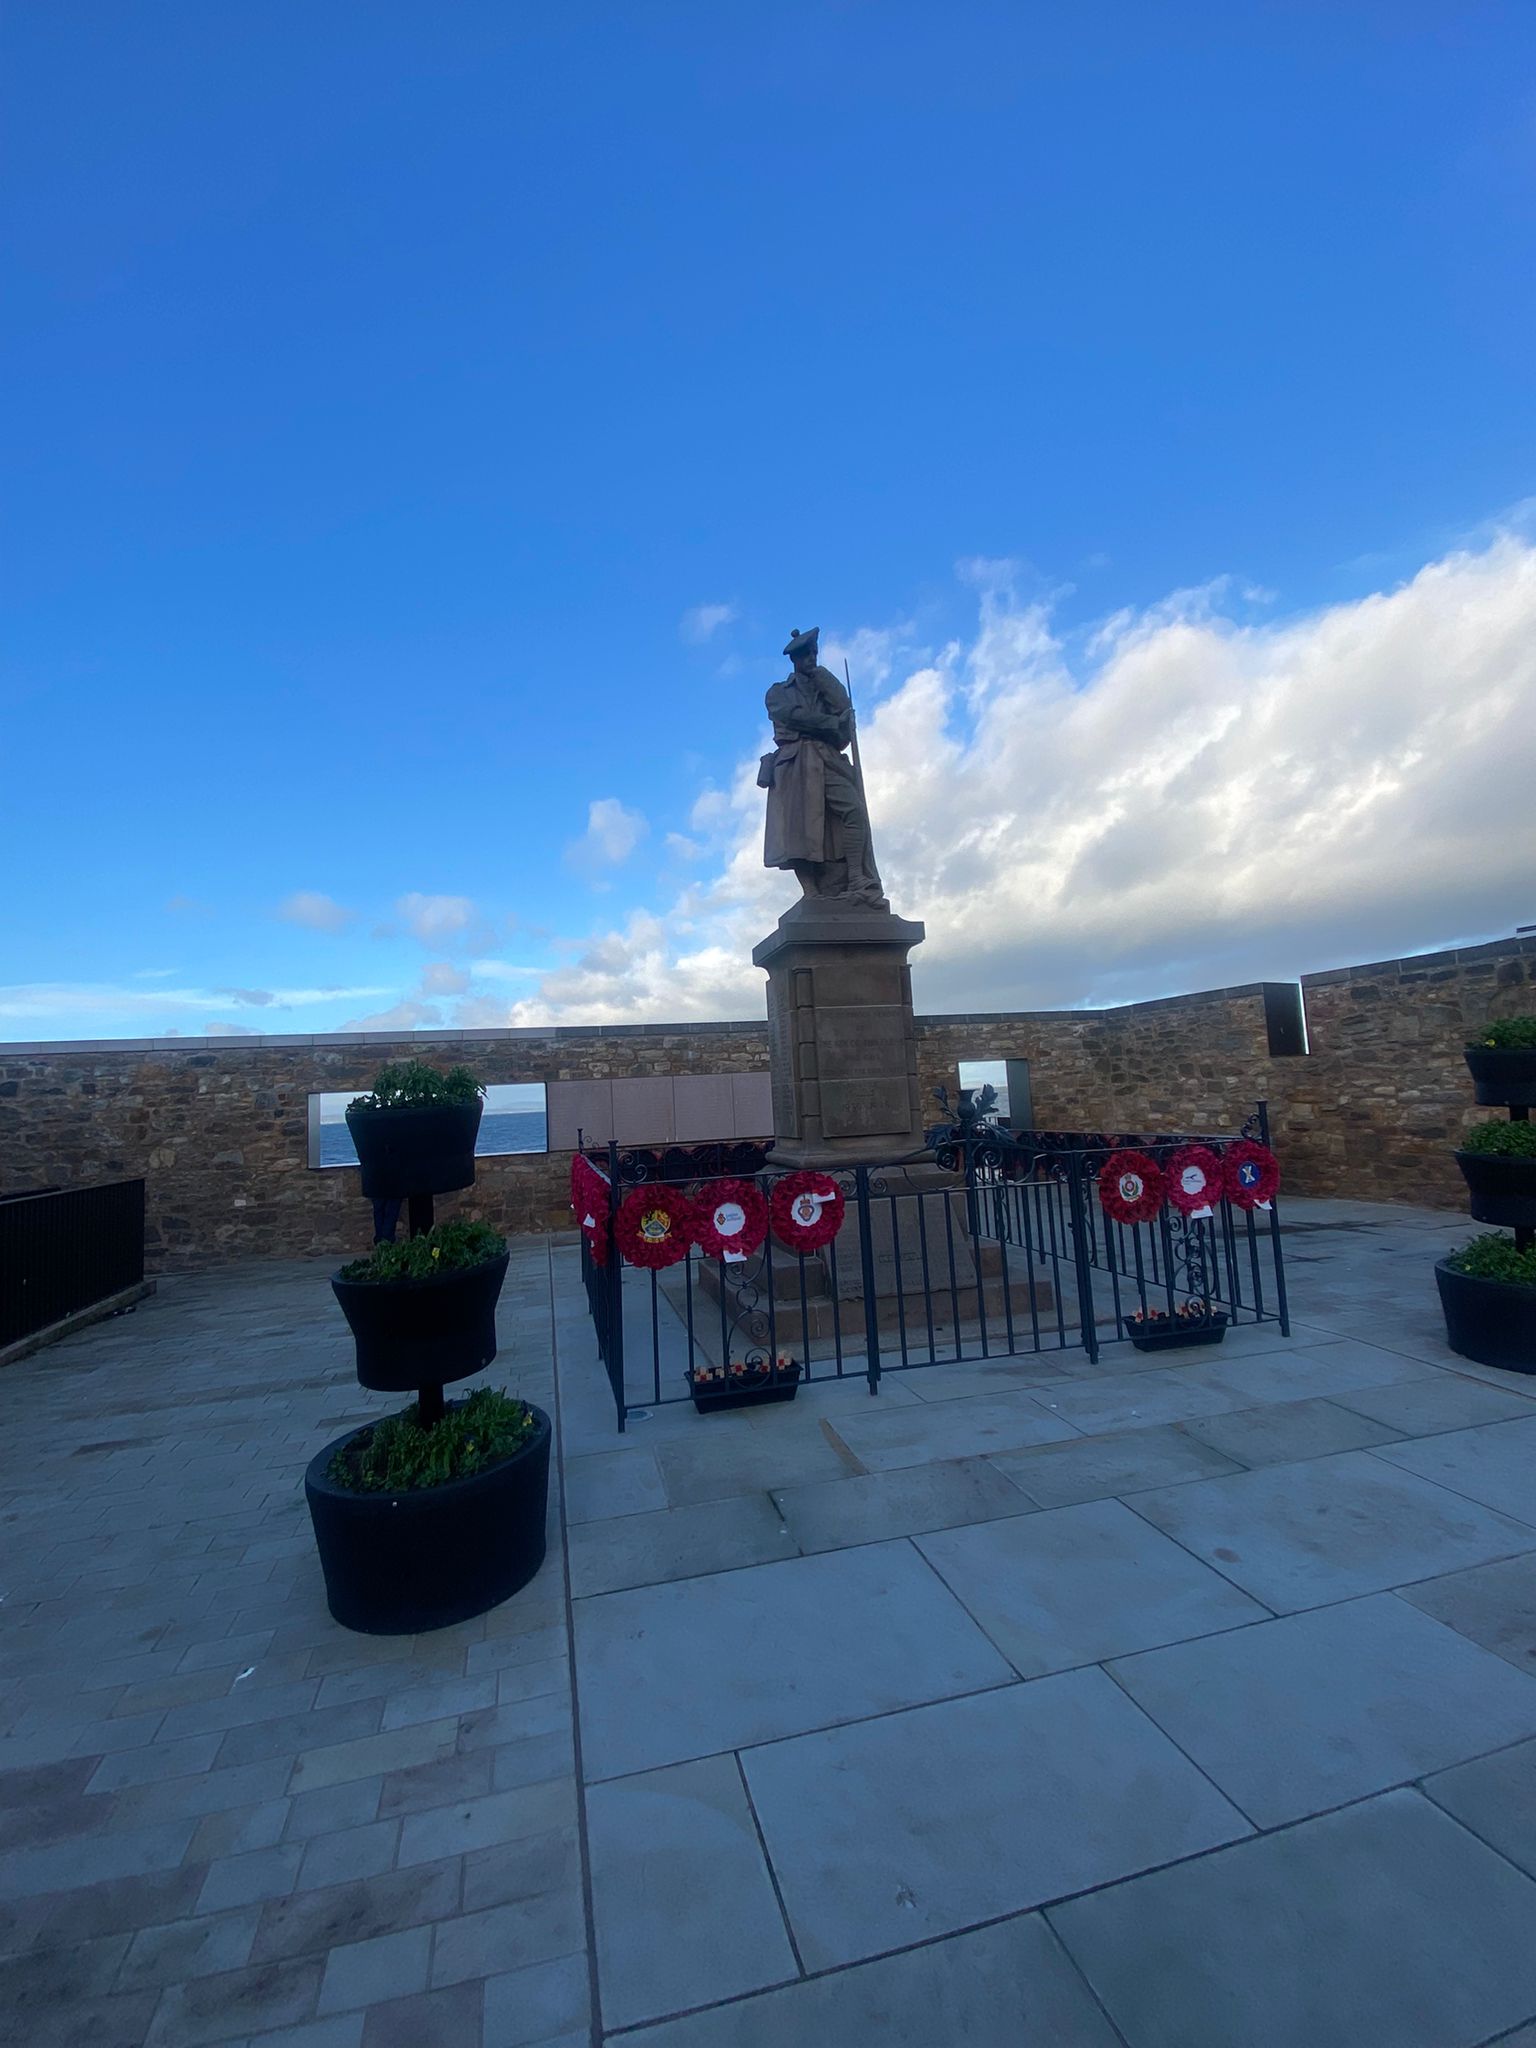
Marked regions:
[3,2,1535,1042]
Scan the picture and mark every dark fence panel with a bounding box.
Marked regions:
[0,1180,146,1348]
[580,1105,1290,1430]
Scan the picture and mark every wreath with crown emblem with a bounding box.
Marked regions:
[615,1185,696,1269]
[769,1171,846,1252]
[1097,1149,1166,1225]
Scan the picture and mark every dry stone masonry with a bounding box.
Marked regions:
[2,939,1532,1268]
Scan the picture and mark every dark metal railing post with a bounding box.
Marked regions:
[1254,1100,1291,1336]
[1066,1152,1100,1363]
[855,1166,882,1395]
[606,1141,627,1429]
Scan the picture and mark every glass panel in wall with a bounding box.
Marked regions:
[308,1082,548,1168]
[956,1058,1009,1120]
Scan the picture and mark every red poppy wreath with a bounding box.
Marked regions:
[614,1185,696,1269]
[1098,1150,1166,1226]
[1164,1144,1225,1219]
[769,1171,846,1252]
[571,1153,607,1230]
[1223,1140,1281,1212]
[692,1179,769,1263]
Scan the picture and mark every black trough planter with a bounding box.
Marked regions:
[687,1360,802,1413]
[331,1253,508,1393]
[1124,1311,1229,1354]
[345,1099,483,1198]
[305,1403,552,1634]
[1454,1151,1536,1229]
[1465,1048,1536,1110]
[1435,1259,1536,1375]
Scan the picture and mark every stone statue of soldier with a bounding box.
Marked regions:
[759,627,887,910]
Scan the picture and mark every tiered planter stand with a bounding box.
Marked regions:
[1438,1048,1536,1374]
[304,1091,551,1633]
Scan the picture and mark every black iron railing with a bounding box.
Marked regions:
[578,1104,1289,1430]
[0,1180,146,1349]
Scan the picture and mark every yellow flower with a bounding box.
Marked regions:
[432,1247,440,1259]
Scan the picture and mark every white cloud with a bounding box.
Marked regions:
[0,981,395,1039]
[565,798,649,880]
[818,624,909,702]
[680,601,738,644]
[665,832,705,862]
[421,962,470,996]
[469,959,547,982]
[341,998,445,1032]
[277,890,354,933]
[492,528,1536,1025]
[396,893,479,946]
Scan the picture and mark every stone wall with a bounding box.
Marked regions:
[0,1023,768,1268]
[916,939,1536,1212]
[4,936,1532,1267]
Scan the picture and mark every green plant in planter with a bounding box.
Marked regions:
[1446,1234,1536,1286]
[349,1060,484,1112]
[1462,1121,1536,1159]
[1472,1018,1536,1052]
[339,1217,506,1284]
[328,1385,535,1493]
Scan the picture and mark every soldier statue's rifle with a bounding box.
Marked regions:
[843,657,869,814]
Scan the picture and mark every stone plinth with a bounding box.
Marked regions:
[752,901,927,1169]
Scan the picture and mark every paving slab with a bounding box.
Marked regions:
[916,1498,1266,1676]
[1111,1592,1536,1826]
[1184,1338,1435,1406]
[1371,1418,1536,1528]
[771,1456,1034,1552]
[585,1753,797,2028]
[567,1494,798,1598]
[1024,1367,1238,1435]
[1398,1552,1536,1672]
[1425,1735,1536,1881]
[990,1423,1241,1506]
[652,1428,854,1507]
[575,1541,1013,1781]
[562,1448,668,1523]
[1130,1451,1536,1612]
[825,1389,1079,1471]
[1049,1789,1536,2048]
[741,1667,1248,1970]
[897,1356,1084,1401]
[1333,1375,1536,1437]
[619,1911,1120,2047]
[1178,1397,1402,1468]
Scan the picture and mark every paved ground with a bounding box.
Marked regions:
[7,1197,1536,2045]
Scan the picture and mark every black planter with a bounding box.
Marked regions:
[1125,1311,1229,1354]
[1436,1259,1536,1375]
[688,1360,802,1413]
[1465,1047,1536,1109]
[345,1099,483,1198]
[305,1404,552,1633]
[332,1253,508,1393]
[1454,1151,1536,1229]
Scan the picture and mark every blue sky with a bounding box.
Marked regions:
[4,3,1535,1040]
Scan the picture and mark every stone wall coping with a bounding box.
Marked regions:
[0,1020,771,1058]
[1301,935,1536,989]
[4,934,1530,1060]
[915,982,1270,1027]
